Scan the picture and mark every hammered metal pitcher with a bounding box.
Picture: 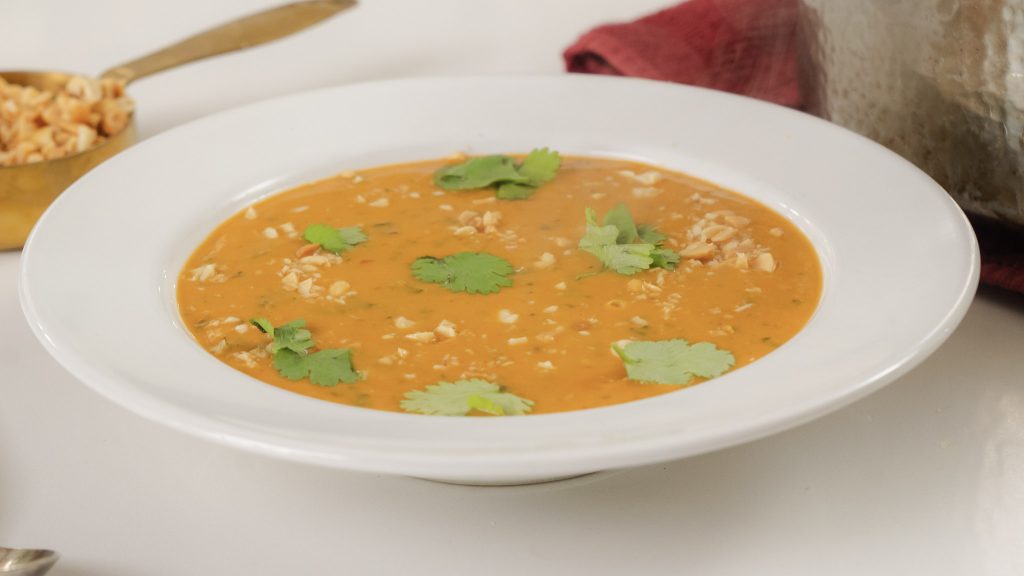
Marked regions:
[798,0,1024,225]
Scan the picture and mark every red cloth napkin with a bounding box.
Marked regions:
[565,0,800,107]
[974,218,1024,294]
[564,0,1024,295]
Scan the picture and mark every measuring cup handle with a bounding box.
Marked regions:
[100,0,355,84]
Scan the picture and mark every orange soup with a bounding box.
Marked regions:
[178,153,821,415]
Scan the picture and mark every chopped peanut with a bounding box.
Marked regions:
[295,243,319,258]
[328,280,351,297]
[754,252,777,272]
[190,263,217,282]
[679,242,714,260]
[534,252,556,269]
[632,186,662,198]
[434,319,457,339]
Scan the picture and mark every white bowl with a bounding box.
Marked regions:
[20,76,978,484]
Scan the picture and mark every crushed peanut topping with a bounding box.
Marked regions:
[0,75,134,166]
[190,263,226,283]
[434,319,458,339]
[404,331,437,343]
[275,252,343,301]
[534,252,556,269]
[498,309,519,324]
[632,186,662,198]
[279,222,298,238]
[451,209,504,237]
[677,209,778,272]
[328,280,352,302]
[619,169,664,185]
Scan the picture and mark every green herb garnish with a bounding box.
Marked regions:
[433,148,562,200]
[250,317,361,386]
[613,339,735,385]
[261,318,314,354]
[400,379,534,416]
[410,252,514,294]
[302,224,367,254]
[578,203,680,275]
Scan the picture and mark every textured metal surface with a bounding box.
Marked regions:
[798,0,1024,225]
[0,547,58,576]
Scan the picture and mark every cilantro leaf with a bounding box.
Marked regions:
[603,202,641,244]
[613,339,735,385]
[435,148,562,200]
[336,227,368,245]
[250,317,275,336]
[400,379,534,416]
[578,204,679,274]
[434,155,529,190]
[650,248,681,270]
[250,317,361,386]
[273,347,360,386]
[496,148,563,200]
[495,182,539,200]
[516,147,561,185]
[410,252,514,295]
[637,224,666,244]
[306,349,361,386]
[273,348,310,380]
[601,244,657,276]
[579,208,620,247]
[466,394,507,415]
[302,224,367,254]
[408,256,451,284]
[269,319,314,355]
[579,208,654,275]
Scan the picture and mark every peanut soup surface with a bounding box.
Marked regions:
[178,154,821,415]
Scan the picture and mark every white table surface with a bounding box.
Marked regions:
[3,1,1023,574]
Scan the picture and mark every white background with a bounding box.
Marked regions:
[2,1,1023,574]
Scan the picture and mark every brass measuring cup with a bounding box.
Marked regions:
[0,0,355,250]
